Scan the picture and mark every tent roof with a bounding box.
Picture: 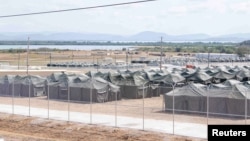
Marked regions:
[166,82,250,99]
[153,73,185,85]
[186,70,212,82]
[108,71,148,86]
[211,69,235,79]
[166,83,207,96]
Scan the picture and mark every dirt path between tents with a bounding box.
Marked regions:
[0,113,207,141]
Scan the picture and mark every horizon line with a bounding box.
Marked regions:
[1,31,250,37]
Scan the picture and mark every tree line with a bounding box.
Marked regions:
[0,40,249,57]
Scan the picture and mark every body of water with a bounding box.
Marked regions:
[0,45,133,50]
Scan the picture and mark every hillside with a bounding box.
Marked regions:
[0,31,249,42]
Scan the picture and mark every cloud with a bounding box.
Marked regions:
[230,2,250,14]
[166,0,228,15]
[165,0,250,17]
[203,0,227,14]
[168,6,188,16]
[0,0,249,35]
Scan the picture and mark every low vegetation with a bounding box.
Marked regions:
[1,40,250,57]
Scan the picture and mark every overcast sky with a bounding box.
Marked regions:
[0,0,249,36]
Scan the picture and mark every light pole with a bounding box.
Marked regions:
[18,48,20,70]
[248,47,250,65]
[126,48,129,70]
[50,53,52,64]
[207,51,210,67]
[160,36,163,71]
[130,50,133,64]
[97,58,99,72]
[115,54,117,64]
[71,49,74,62]
[207,47,211,68]
[26,37,30,75]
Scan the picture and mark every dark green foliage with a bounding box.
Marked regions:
[175,47,181,52]
[236,40,250,57]
[136,42,237,54]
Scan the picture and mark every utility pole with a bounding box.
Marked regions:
[45,47,47,65]
[207,48,210,67]
[71,50,73,62]
[115,54,117,64]
[97,58,99,72]
[50,53,52,64]
[26,37,30,75]
[18,48,20,70]
[130,48,133,63]
[248,47,250,65]
[126,48,128,70]
[160,37,163,71]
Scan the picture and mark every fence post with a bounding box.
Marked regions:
[142,83,146,130]
[207,85,210,125]
[172,83,176,135]
[206,84,210,138]
[90,78,93,124]
[245,89,248,124]
[162,85,165,111]
[12,77,15,114]
[115,91,117,127]
[28,76,31,117]
[47,81,50,119]
[12,77,15,115]
[68,84,70,122]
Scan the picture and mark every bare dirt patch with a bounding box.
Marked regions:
[0,113,206,141]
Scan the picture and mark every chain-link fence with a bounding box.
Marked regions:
[1,81,250,139]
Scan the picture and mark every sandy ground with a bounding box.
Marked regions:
[0,112,207,141]
[0,50,152,66]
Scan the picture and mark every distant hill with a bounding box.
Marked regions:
[125,31,168,41]
[0,32,124,41]
[0,31,249,42]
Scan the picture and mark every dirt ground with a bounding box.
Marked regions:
[0,50,159,66]
[0,113,207,141]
